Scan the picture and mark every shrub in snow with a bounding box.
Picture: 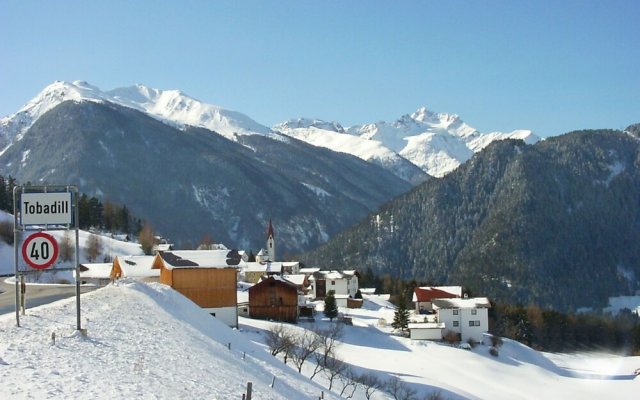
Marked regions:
[489,346,500,357]
[443,330,460,344]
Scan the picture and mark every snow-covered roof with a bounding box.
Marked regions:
[243,262,282,273]
[116,255,159,278]
[282,274,307,286]
[408,322,446,330]
[360,288,376,295]
[78,263,113,279]
[158,250,244,270]
[309,270,356,280]
[282,261,299,267]
[244,262,268,273]
[431,297,491,309]
[299,267,320,274]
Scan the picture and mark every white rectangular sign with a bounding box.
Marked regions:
[21,192,72,225]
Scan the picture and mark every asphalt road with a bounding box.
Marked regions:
[0,279,97,316]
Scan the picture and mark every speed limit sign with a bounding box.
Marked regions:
[22,232,59,270]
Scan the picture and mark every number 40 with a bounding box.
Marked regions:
[30,241,50,261]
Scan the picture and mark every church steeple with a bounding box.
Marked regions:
[266,219,275,262]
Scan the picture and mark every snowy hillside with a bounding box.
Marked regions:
[0,80,272,152]
[1,279,637,399]
[0,211,143,276]
[0,281,338,399]
[275,107,540,177]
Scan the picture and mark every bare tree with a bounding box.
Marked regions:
[60,230,74,262]
[310,323,344,380]
[338,367,360,399]
[0,220,14,245]
[85,233,102,262]
[138,221,156,255]
[357,372,384,400]
[290,329,321,373]
[322,356,347,390]
[264,324,295,359]
[386,376,417,400]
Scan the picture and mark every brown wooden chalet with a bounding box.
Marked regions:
[248,276,300,323]
[154,249,243,327]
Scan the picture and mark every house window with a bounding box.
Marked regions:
[469,321,474,327]
[453,309,459,315]
[331,280,335,285]
[475,320,481,326]
[453,321,459,327]
[471,309,477,315]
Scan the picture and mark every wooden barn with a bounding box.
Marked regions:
[248,276,300,323]
[155,249,244,327]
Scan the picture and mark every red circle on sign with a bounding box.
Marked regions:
[22,232,59,270]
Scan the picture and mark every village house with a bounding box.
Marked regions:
[241,261,283,284]
[432,297,491,343]
[154,249,244,327]
[111,255,161,282]
[248,276,301,323]
[307,270,360,299]
[412,286,462,314]
[76,263,113,286]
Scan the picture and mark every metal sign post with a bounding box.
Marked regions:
[13,185,81,330]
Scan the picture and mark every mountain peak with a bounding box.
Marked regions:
[273,118,345,133]
[1,81,271,146]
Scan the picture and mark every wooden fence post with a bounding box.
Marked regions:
[246,382,252,400]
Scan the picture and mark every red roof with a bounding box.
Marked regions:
[414,287,460,302]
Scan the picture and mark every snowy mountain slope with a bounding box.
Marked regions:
[0,280,339,400]
[0,80,272,154]
[274,119,429,184]
[275,107,540,177]
[2,81,539,180]
[0,101,411,254]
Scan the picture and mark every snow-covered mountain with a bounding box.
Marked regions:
[0,80,272,154]
[275,107,540,177]
[273,118,428,184]
[0,96,411,253]
[2,81,538,180]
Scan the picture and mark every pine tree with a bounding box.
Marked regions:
[392,294,411,335]
[324,290,338,321]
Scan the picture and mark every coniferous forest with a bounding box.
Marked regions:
[302,129,640,312]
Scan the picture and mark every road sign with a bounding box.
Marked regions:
[21,232,59,270]
[20,192,72,225]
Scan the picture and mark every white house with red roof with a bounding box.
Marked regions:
[412,286,463,313]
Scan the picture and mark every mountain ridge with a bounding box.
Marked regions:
[300,129,640,311]
[3,81,539,180]
[0,99,411,253]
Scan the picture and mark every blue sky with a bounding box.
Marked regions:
[1,1,638,137]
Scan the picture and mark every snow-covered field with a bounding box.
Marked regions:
[1,280,638,399]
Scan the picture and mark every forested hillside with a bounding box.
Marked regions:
[302,129,640,311]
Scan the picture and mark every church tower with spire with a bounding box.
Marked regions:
[266,219,276,262]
